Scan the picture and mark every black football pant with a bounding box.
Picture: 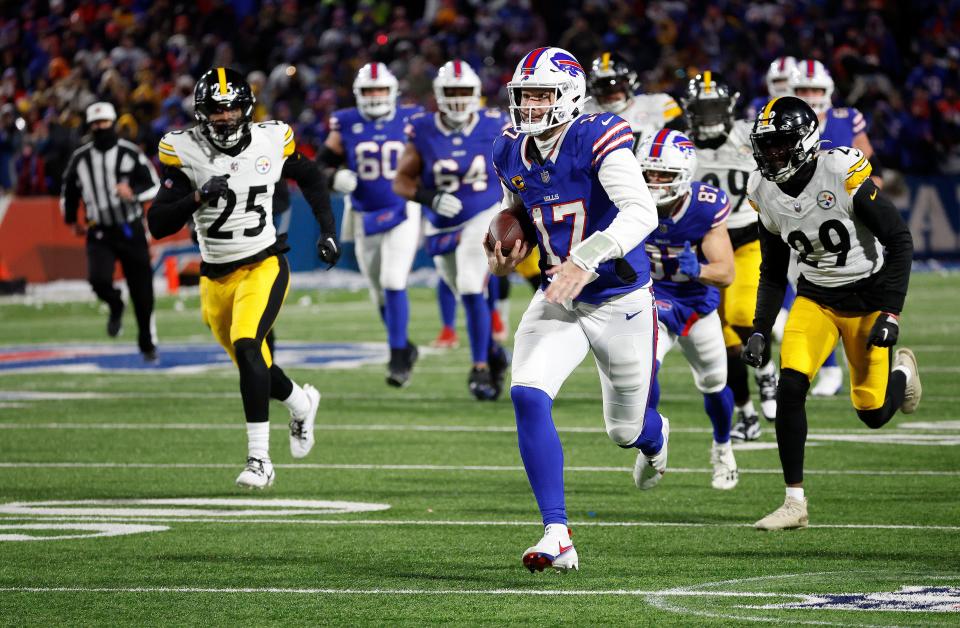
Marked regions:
[87,222,156,354]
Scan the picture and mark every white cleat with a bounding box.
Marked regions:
[755,366,778,422]
[236,457,275,489]
[755,495,808,530]
[730,409,761,442]
[633,417,669,490]
[710,441,739,490]
[894,348,922,414]
[522,524,579,573]
[811,365,843,397]
[289,384,321,458]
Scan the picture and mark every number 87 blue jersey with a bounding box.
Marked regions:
[492,112,652,304]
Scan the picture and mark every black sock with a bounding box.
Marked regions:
[235,338,270,422]
[269,364,293,401]
[776,368,810,485]
[856,370,906,429]
[727,349,750,406]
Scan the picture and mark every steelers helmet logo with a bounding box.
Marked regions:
[817,190,836,209]
[255,156,272,174]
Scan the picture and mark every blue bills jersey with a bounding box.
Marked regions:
[646,181,730,319]
[818,107,866,152]
[330,105,422,215]
[492,112,651,305]
[406,109,508,229]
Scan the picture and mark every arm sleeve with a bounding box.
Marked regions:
[282,151,336,235]
[147,166,200,239]
[317,144,346,169]
[752,221,791,338]
[132,150,161,202]
[60,151,81,224]
[852,179,912,314]
[595,147,659,255]
[500,182,520,211]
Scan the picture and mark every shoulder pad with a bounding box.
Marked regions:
[822,147,865,175]
[255,120,295,156]
[158,131,187,168]
[746,170,764,196]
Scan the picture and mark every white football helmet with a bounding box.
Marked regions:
[434,60,481,125]
[507,46,587,135]
[788,59,835,115]
[353,62,398,119]
[765,56,797,98]
[636,129,698,212]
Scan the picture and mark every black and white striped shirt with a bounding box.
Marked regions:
[61,138,161,228]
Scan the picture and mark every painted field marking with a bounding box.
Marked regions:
[0,523,168,542]
[0,499,391,518]
[0,462,956,476]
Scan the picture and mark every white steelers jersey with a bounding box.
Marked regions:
[587,92,682,147]
[695,120,758,231]
[158,121,295,264]
[748,147,880,288]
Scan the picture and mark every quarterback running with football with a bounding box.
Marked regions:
[743,96,921,530]
[321,63,423,387]
[680,72,779,440]
[486,47,665,572]
[148,68,341,488]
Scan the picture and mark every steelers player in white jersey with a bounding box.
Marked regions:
[586,51,683,149]
[148,68,341,489]
[742,96,921,530]
[680,72,777,440]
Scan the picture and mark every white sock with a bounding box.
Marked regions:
[713,440,731,451]
[786,486,805,501]
[282,382,310,416]
[893,364,912,384]
[498,298,511,327]
[737,400,756,417]
[246,422,270,460]
[544,523,569,539]
[756,361,776,376]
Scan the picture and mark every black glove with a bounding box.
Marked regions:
[316,233,341,269]
[199,174,230,203]
[741,332,766,368]
[867,312,899,347]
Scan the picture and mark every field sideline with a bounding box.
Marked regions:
[0,271,958,625]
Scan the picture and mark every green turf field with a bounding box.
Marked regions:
[0,272,958,626]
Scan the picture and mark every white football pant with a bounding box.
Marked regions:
[353,201,421,306]
[655,309,728,393]
[429,203,498,296]
[511,286,658,446]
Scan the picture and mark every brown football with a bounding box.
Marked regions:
[486,206,536,255]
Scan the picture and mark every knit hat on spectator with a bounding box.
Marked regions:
[86,102,117,124]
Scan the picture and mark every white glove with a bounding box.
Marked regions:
[332,169,358,194]
[432,192,463,218]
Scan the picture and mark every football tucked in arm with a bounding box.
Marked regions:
[486,205,537,255]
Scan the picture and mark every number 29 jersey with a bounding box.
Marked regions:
[405,110,508,229]
[748,147,881,288]
[492,113,652,305]
[330,105,422,214]
[158,122,294,265]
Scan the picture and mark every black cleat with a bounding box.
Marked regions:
[386,343,418,388]
[468,366,498,401]
[107,303,124,338]
[142,349,158,365]
[488,344,510,398]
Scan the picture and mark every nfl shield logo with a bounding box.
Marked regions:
[540,171,550,183]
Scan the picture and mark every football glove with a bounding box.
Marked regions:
[678,241,700,279]
[867,312,899,347]
[198,174,230,203]
[316,233,341,269]
[331,169,358,194]
[741,332,766,368]
[431,192,463,218]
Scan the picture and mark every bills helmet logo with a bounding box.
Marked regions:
[550,52,584,77]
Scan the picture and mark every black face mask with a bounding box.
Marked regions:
[92,128,118,151]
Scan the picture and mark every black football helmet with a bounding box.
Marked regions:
[588,52,639,114]
[750,96,820,183]
[194,67,255,148]
[681,71,738,142]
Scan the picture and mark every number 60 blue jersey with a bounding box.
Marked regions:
[492,113,651,304]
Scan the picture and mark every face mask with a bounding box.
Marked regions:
[92,128,118,150]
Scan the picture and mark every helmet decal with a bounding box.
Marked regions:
[521,47,549,77]
[550,51,584,77]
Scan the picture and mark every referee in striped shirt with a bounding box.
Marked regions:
[61,102,161,363]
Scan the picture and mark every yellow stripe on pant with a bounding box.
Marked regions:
[719,239,761,347]
[200,255,290,367]
[781,296,888,410]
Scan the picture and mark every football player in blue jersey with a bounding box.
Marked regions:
[321,63,423,387]
[637,129,739,490]
[788,59,883,397]
[394,59,510,401]
[485,47,664,573]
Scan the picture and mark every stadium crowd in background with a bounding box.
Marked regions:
[0,0,957,197]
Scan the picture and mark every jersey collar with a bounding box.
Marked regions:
[667,192,692,223]
[520,121,572,170]
[434,112,479,137]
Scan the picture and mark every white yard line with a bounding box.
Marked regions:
[0,461,956,476]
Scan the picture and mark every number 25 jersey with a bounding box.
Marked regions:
[748,147,880,288]
[158,122,294,265]
[492,113,651,304]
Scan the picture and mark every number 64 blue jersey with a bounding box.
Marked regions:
[492,112,651,304]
